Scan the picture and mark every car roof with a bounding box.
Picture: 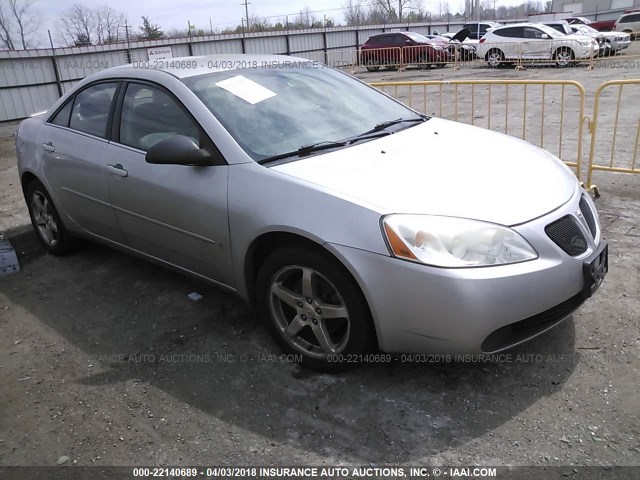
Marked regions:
[368,31,414,38]
[109,54,314,79]
[491,22,545,29]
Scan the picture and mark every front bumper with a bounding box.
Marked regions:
[615,39,632,51]
[331,187,606,354]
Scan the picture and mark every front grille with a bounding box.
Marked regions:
[481,292,585,353]
[579,195,597,240]
[545,216,588,257]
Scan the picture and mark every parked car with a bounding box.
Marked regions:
[615,11,640,39]
[425,31,477,61]
[544,21,611,57]
[463,21,503,40]
[360,32,451,71]
[565,16,616,32]
[476,23,599,67]
[570,24,631,54]
[15,55,607,370]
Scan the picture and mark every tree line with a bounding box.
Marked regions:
[0,0,554,50]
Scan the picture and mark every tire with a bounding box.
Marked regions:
[554,47,574,68]
[365,65,380,72]
[486,48,504,68]
[604,41,613,57]
[26,179,81,255]
[255,246,375,371]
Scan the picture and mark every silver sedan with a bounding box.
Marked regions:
[15,55,608,369]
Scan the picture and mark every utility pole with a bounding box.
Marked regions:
[493,0,497,21]
[241,0,251,32]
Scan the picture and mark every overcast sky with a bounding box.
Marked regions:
[34,0,530,47]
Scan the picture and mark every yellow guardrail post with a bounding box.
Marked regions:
[586,79,640,197]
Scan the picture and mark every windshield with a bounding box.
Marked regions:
[183,64,421,162]
[577,25,598,34]
[536,24,563,38]
[404,32,431,43]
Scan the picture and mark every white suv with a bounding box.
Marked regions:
[615,12,640,39]
[476,23,599,67]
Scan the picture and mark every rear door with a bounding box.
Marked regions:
[491,27,524,59]
[104,81,234,286]
[39,81,126,243]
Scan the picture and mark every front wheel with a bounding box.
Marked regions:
[554,47,575,68]
[26,179,81,254]
[255,247,375,370]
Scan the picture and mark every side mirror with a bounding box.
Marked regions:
[541,34,550,39]
[145,135,222,166]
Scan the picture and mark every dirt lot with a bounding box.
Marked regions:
[1,48,639,472]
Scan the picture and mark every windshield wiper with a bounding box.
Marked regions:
[258,140,348,164]
[257,116,429,165]
[352,116,429,139]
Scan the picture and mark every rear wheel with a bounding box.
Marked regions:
[486,48,504,68]
[26,179,81,254]
[554,47,575,68]
[255,247,375,371]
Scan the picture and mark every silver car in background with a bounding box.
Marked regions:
[15,55,608,370]
[570,25,631,54]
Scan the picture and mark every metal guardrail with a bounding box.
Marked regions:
[369,79,588,181]
[586,79,640,197]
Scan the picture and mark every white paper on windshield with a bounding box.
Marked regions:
[215,75,276,104]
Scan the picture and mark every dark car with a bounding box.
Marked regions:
[463,21,502,40]
[360,32,451,71]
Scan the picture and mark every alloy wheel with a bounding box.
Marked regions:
[269,265,350,359]
[31,191,59,247]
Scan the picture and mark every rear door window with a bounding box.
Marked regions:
[49,100,73,127]
[69,83,118,138]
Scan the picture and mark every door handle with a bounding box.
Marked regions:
[41,142,55,152]
[107,163,128,177]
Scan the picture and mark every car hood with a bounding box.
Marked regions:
[271,118,577,226]
[562,33,595,41]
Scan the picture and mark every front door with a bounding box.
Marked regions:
[105,82,234,286]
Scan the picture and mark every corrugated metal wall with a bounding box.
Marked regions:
[0,21,468,122]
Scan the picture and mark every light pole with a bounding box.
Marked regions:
[241,0,251,32]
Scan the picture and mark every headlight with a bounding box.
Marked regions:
[382,215,538,268]
[578,39,592,46]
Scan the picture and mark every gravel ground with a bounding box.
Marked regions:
[0,49,639,472]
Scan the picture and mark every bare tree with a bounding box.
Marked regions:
[344,0,367,26]
[0,0,39,50]
[58,4,128,46]
[96,6,126,43]
[59,4,97,46]
[295,7,317,28]
[373,0,415,22]
[0,3,16,50]
[8,0,39,49]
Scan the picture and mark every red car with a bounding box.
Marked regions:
[360,32,451,71]
[565,16,616,32]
